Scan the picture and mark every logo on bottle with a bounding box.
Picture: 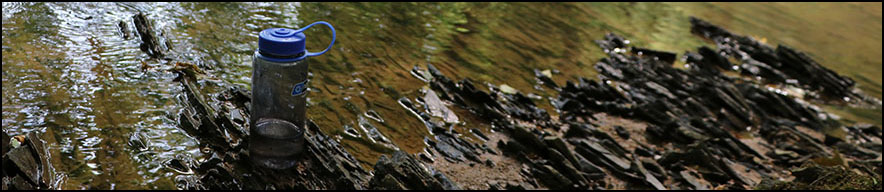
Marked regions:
[291,80,307,96]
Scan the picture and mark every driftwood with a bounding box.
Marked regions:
[119,20,131,40]
[132,12,165,58]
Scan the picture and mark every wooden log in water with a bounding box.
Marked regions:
[119,20,131,40]
[133,12,165,58]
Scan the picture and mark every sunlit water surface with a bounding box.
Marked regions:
[2,2,880,189]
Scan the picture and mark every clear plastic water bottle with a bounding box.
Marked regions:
[250,21,335,169]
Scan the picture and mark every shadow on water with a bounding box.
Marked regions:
[2,2,881,189]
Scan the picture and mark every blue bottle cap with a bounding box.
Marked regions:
[258,21,336,61]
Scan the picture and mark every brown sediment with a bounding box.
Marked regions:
[430,131,537,190]
[587,113,650,157]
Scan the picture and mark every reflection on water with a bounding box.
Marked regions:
[2,2,881,189]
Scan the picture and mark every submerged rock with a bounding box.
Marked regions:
[132,12,166,58]
[534,69,559,90]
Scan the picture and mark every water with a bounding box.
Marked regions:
[2,2,881,189]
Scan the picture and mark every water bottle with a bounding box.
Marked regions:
[250,21,335,169]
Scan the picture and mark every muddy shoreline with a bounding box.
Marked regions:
[3,14,881,190]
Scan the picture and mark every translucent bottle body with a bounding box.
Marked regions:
[249,55,308,169]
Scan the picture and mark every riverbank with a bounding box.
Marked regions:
[158,17,880,189]
[2,4,881,189]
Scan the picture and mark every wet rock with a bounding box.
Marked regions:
[428,130,482,163]
[698,46,732,70]
[480,144,498,155]
[369,151,449,190]
[422,67,557,129]
[634,147,653,157]
[640,157,667,179]
[720,158,760,187]
[534,69,559,89]
[595,33,629,52]
[614,125,630,139]
[644,81,677,100]
[565,29,880,189]
[118,20,131,40]
[775,45,856,100]
[342,125,361,139]
[418,152,435,163]
[509,125,548,153]
[358,115,397,150]
[174,64,234,151]
[431,136,466,162]
[668,121,711,144]
[824,134,844,146]
[133,12,165,58]
[10,175,34,190]
[423,89,459,124]
[631,47,677,64]
[487,180,503,190]
[175,175,204,190]
[410,65,432,83]
[573,153,605,174]
[504,181,527,190]
[228,108,246,125]
[531,164,574,190]
[740,58,789,83]
[484,159,495,167]
[2,132,9,161]
[571,139,631,171]
[164,154,196,174]
[196,153,224,173]
[678,170,709,190]
[432,169,461,190]
[498,92,552,125]
[541,147,588,187]
[6,146,40,186]
[632,153,666,190]
[364,110,384,123]
[425,64,508,123]
[498,140,527,156]
[375,174,406,190]
[544,136,579,167]
[128,132,150,152]
[173,62,379,190]
[834,142,880,160]
[690,17,864,102]
[470,128,489,141]
[2,132,57,190]
[163,15,882,190]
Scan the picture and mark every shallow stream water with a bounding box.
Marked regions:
[2,2,881,189]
